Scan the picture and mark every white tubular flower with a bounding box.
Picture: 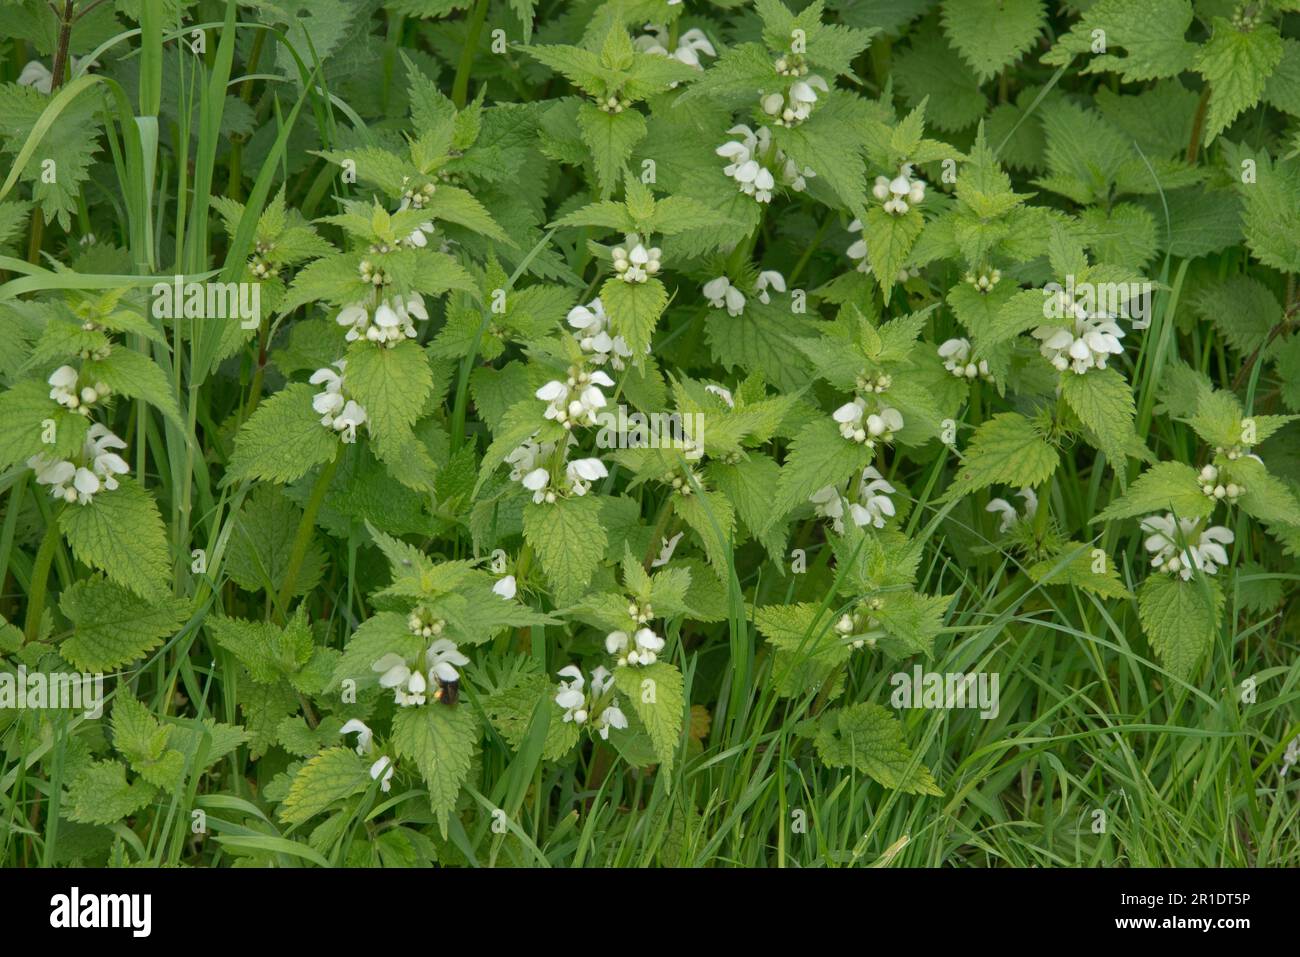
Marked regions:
[986,487,1037,532]
[340,718,374,756]
[493,574,517,599]
[810,484,847,533]
[18,60,54,94]
[1032,304,1125,375]
[335,303,369,342]
[537,369,614,429]
[938,338,990,380]
[630,627,664,666]
[848,466,896,529]
[704,383,734,408]
[48,365,81,410]
[566,297,634,367]
[612,232,661,283]
[833,397,867,442]
[521,467,553,504]
[595,703,627,740]
[369,755,394,792]
[635,24,715,70]
[566,456,608,496]
[27,454,77,503]
[1140,513,1235,580]
[605,630,629,658]
[426,638,469,684]
[506,436,551,481]
[874,163,925,215]
[845,218,870,273]
[778,154,815,192]
[373,653,427,707]
[865,406,904,444]
[703,276,746,316]
[84,425,129,492]
[716,126,776,203]
[310,362,346,418]
[555,665,588,724]
[591,665,614,698]
[755,270,786,304]
[71,467,100,505]
[332,401,367,444]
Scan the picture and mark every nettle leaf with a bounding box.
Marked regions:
[614,661,684,777]
[482,656,580,762]
[577,103,647,198]
[1095,461,1212,523]
[895,32,985,133]
[945,412,1058,500]
[80,348,183,427]
[344,339,434,439]
[0,378,89,472]
[864,205,924,302]
[278,747,371,826]
[1027,541,1132,599]
[225,485,327,598]
[941,0,1046,82]
[672,487,736,575]
[65,760,156,826]
[1231,456,1300,527]
[523,495,608,603]
[1138,574,1223,680]
[111,692,185,789]
[227,383,339,485]
[59,478,170,600]
[1236,152,1300,274]
[775,418,875,516]
[600,275,667,361]
[1195,19,1284,144]
[813,702,943,795]
[59,576,188,671]
[0,82,103,229]
[1061,367,1142,467]
[1044,0,1197,82]
[391,705,478,832]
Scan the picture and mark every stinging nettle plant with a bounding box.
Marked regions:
[1,0,1299,868]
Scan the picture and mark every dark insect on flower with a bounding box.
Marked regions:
[434,678,459,706]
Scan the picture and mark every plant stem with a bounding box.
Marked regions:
[1186,85,1212,165]
[452,0,490,108]
[24,517,62,642]
[273,449,342,621]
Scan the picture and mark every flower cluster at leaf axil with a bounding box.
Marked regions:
[339,720,394,792]
[715,125,814,203]
[874,163,926,215]
[833,395,903,447]
[371,617,469,707]
[554,665,627,739]
[310,361,368,443]
[28,424,129,506]
[811,466,897,532]
[1032,293,1125,375]
[506,433,608,504]
[335,293,429,346]
[835,598,884,650]
[611,233,662,283]
[1140,514,1234,580]
[701,271,785,316]
[568,298,635,369]
[48,364,111,414]
[938,338,991,380]
[634,25,716,70]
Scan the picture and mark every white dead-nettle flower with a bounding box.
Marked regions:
[833,397,903,447]
[761,75,829,127]
[810,468,897,533]
[555,665,589,724]
[1032,298,1124,375]
[986,488,1038,532]
[335,294,428,346]
[28,424,130,506]
[872,163,926,215]
[938,338,991,380]
[754,270,786,304]
[634,24,716,71]
[339,719,374,756]
[850,467,897,529]
[48,365,111,414]
[505,435,557,483]
[568,298,636,369]
[426,638,469,684]
[556,665,626,738]
[965,269,1002,293]
[369,755,395,792]
[493,574,517,599]
[704,383,734,407]
[398,178,437,211]
[702,276,746,316]
[1281,734,1300,777]
[18,55,96,94]
[1198,464,1244,503]
[536,367,615,429]
[310,361,368,444]
[565,457,609,497]
[716,125,776,204]
[606,626,666,667]
[612,232,661,283]
[373,653,428,707]
[1140,513,1234,580]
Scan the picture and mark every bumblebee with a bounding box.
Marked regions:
[433,678,459,706]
